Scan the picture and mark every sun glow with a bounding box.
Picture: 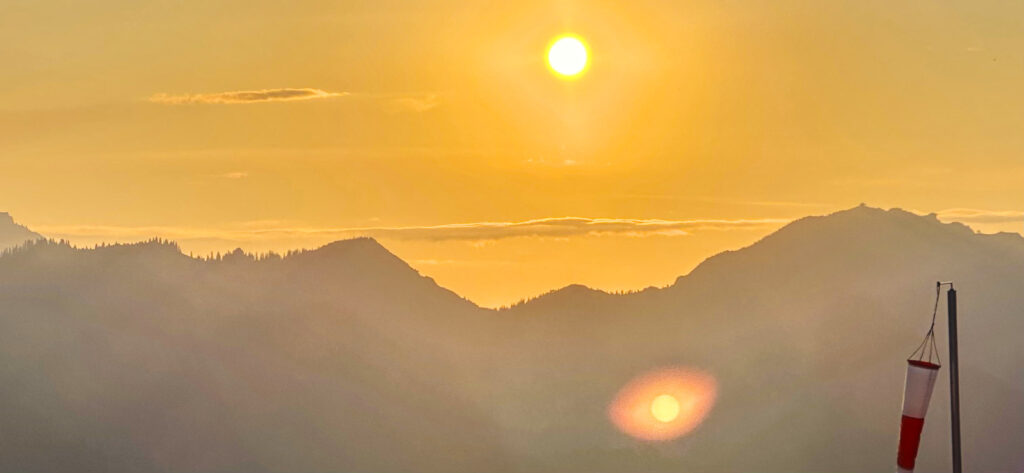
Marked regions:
[547,35,588,78]
[609,368,717,441]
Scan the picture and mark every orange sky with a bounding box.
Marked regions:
[2,0,1023,306]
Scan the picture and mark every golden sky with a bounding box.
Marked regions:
[2,0,1023,306]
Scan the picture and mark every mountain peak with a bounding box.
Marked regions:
[316,236,388,252]
[288,236,423,279]
[781,205,972,239]
[505,283,611,311]
[0,212,43,250]
[279,236,476,311]
[301,237,402,263]
[669,204,998,290]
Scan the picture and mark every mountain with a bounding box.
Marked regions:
[496,205,1024,472]
[0,211,42,250]
[0,237,506,473]
[0,205,1021,472]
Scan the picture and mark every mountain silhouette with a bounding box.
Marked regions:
[0,238,505,473]
[0,211,42,250]
[0,205,1021,472]
[498,205,1024,472]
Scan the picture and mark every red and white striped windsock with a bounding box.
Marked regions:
[896,359,941,473]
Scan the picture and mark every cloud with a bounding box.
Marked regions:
[221,171,249,179]
[149,88,346,105]
[349,217,788,241]
[147,88,443,113]
[937,208,1024,224]
[33,217,789,246]
[387,93,441,113]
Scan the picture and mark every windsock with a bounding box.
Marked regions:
[896,359,940,473]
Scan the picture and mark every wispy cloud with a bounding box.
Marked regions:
[220,171,249,180]
[147,88,444,112]
[33,217,788,246]
[352,217,789,241]
[387,93,441,113]
[149,88,346,105]
[937,208,1024,224]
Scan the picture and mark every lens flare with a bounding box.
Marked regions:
[651,394,680,423]
[608,367,717,441]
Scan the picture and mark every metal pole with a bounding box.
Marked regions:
[947,286,962,473]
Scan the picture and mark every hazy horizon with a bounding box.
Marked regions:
[2,2,1023,471]
[3,204,1021,307]
[1,203,1022,472]
[4,0,1024,306]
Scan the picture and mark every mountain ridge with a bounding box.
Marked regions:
[0,211,43,250]
[4,205,1022,310]
[0,204,1022,471]
[505,204,1024,309]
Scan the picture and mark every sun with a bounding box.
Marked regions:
[547,35,588,78]
[650,394,680,423]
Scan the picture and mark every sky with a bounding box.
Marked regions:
[2,0,1023,307]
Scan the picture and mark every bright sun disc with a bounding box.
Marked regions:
[547,36,588,77]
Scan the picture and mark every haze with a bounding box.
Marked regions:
[2,0,1023,306]
[2,206,1022,472]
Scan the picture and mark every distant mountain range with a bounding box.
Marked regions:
[0,206,1021,472]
